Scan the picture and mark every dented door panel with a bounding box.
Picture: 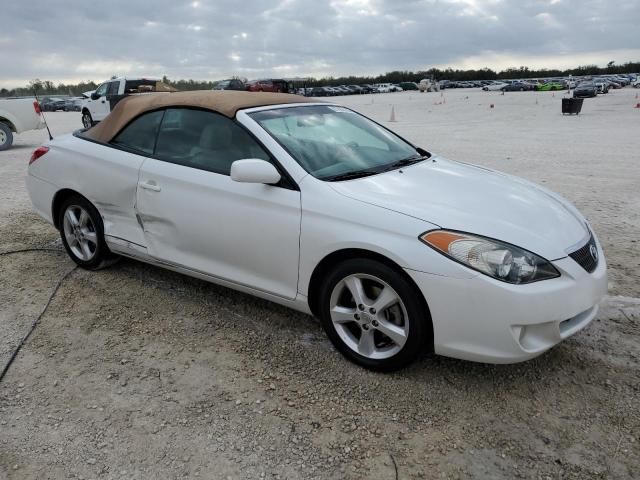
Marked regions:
[135,158,301,299]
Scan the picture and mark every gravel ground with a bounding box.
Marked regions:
[0,88,639,479]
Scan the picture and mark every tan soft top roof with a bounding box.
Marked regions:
[83,90,316,143]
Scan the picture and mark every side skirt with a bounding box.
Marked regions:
[105,236,313,316]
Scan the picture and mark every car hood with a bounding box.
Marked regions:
[330,157,589,260]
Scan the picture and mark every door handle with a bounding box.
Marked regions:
[101,100,105,103]
[139,181,161,192]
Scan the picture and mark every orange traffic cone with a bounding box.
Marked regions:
[389,106,397,121]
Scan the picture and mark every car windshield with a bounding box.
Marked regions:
[249,105,425,181]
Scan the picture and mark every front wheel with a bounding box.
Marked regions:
[318,259,431,371]
[0,123,13,151]
[58,195,118,270]
[81,111,93,129]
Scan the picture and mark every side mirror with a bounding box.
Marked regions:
[230,159,281,185]
[90,92,100,100]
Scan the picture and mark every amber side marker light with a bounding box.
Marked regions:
[420,231,465,253]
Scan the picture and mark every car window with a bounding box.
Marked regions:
[154,108,270,175]
[107,81,119,96]
[94,83,109,97]
[111,110,164,155]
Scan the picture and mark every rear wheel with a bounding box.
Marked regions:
[58,195,118,270]
[318,259,431,371]
[0,123,13,151]
[81,111,93,129]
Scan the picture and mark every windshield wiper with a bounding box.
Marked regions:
[324,154,428,182]
[324,170,380,182]
[381,155,428,172]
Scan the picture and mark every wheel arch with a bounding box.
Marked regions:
[0,116,17,132]
[52,188,92,229]
[307,248,433,346]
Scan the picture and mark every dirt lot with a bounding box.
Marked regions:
[1,88,639,479]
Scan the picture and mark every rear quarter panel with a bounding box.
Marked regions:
[28,133,147,246]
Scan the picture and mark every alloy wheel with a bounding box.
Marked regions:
[62,205,98,261]
[329,274,409,360]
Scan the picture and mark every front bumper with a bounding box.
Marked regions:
[405,241,608,364]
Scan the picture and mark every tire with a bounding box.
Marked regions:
[81,111,93,129]
[0,123,13,151]
[318,258,431,371]
[58,195,118,270]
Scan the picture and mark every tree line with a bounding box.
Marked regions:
[1,62,638,97]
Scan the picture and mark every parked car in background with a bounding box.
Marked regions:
[590,80,610,94]
[501,82,534,92]
[310,87,334,97]
[335,86,352,95]
[64,97,83,112]
[346,85,364,94]
[399,82,419,91]
[246,79,290,93]
[0,97,45,150]
[213,79,246,91]
[573,83,598,98]
[482,82,508,91]
[612,76,630,86]
[296,87,313,96]
[418,79,439,92]
[362,84,379,93]
[438,80,452,89]
[26,91,608,371]
[633,78,640,88]
[535,82,565,91]
[375,83,394,93]
[41,97,69,112]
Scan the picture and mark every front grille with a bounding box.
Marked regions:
[568,233,599,273]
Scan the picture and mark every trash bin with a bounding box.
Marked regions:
[562,97,583,115]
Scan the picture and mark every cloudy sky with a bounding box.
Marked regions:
[1,0,638,88]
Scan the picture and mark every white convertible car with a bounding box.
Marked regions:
[26,91,607,370]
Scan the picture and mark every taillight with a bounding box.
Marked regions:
[33,101,41,115]
[30,146,49,165]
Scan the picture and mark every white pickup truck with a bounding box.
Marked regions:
[81,77,170,128]
[0,97,45,150]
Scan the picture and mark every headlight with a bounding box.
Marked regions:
[420,230,560,284]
